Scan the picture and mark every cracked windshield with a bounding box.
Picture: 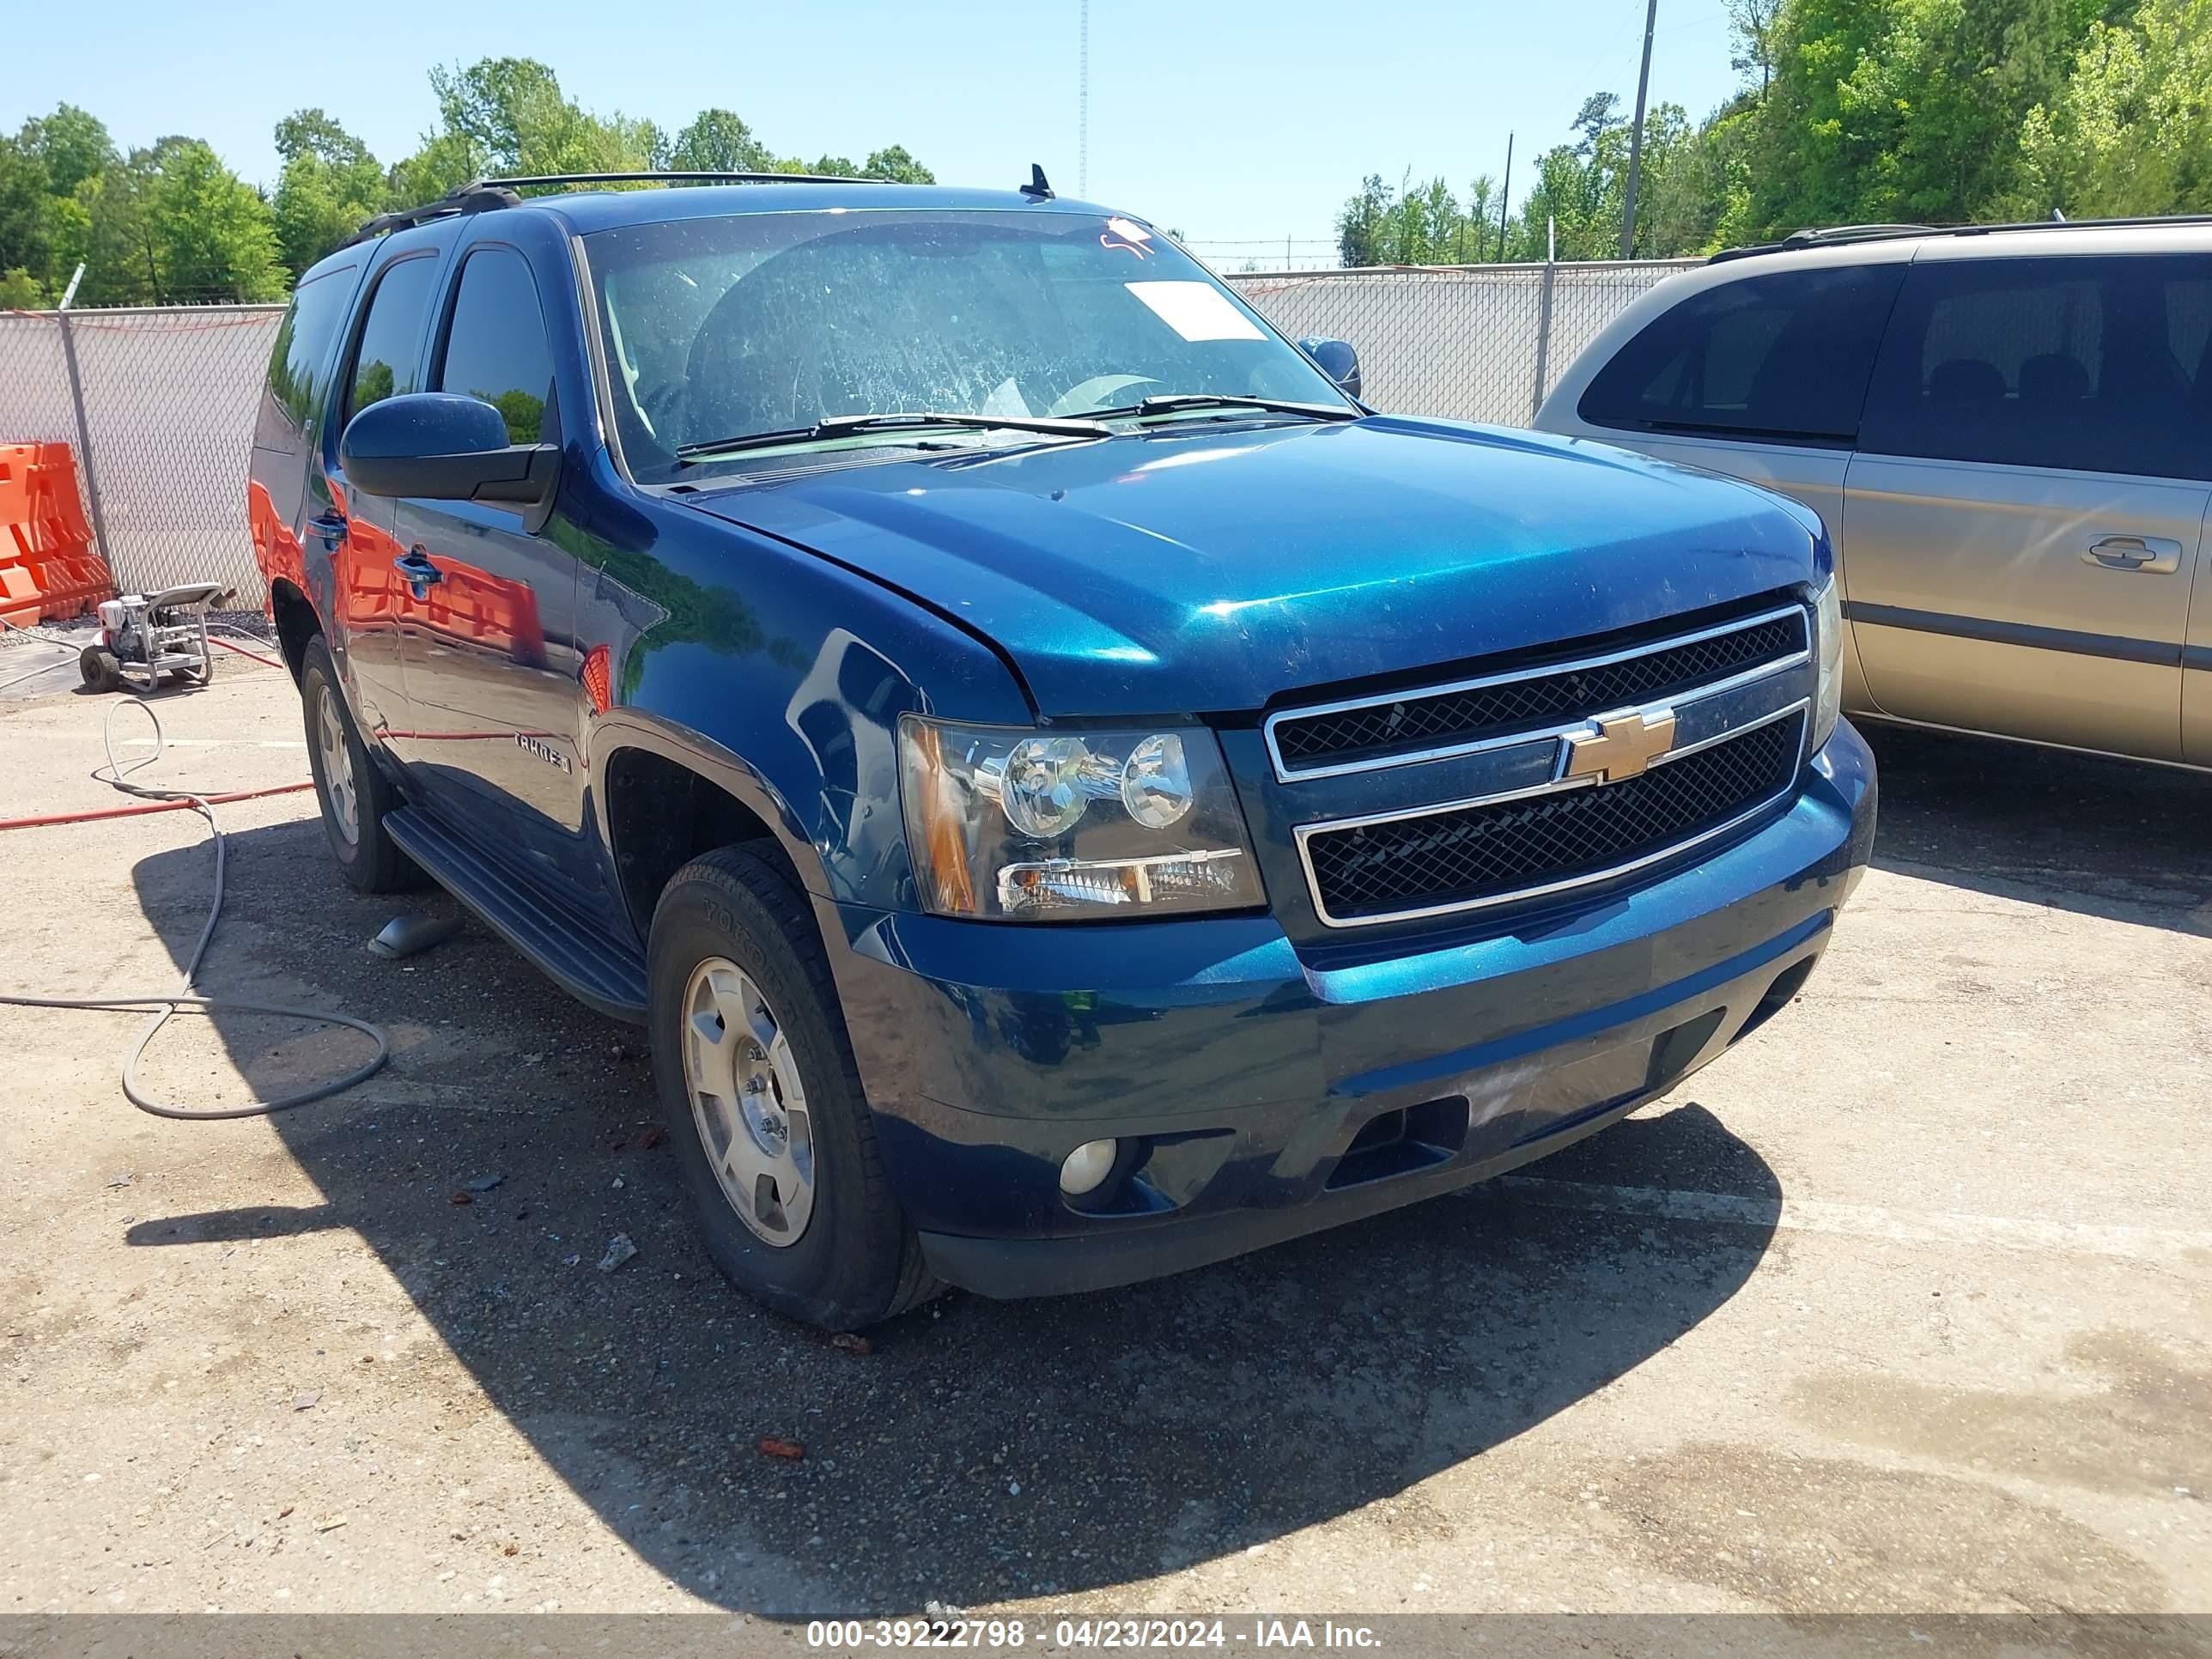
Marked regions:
[586,210,1349,479]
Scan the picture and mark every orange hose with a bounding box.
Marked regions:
[0,780,314,832]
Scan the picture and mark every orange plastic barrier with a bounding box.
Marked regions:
[0,442,115,625]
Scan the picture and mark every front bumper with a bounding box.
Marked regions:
[822,722,1877,1298]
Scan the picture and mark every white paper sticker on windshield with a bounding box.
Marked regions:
[1125,281,1265,343]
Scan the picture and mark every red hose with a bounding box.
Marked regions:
[0,780,314,833]
[210,636,287,671]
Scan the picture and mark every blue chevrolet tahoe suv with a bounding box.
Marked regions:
[246,172,1876,1330]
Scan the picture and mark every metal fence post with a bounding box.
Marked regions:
[54,265,116,573]
[1529,224,1559,422]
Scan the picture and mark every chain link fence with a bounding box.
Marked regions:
[0,263,1694,616]
[0,304,283,609]
[1227,259,1696,425]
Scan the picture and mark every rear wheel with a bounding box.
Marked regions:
[300,635,418,893]
[648,844,939,1329]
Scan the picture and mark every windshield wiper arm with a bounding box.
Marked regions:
[677,410,1109,460]
[1093,394,1361,423]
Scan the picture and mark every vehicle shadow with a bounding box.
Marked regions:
[125,816,1781,1613]
[1858,720,2212,936]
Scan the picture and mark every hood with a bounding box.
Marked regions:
[680,415,1821,718]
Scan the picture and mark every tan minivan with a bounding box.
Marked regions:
[1536,222,2212,769]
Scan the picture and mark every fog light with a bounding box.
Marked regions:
[1059,1138,1119,1195]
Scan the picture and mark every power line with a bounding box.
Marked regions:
[1078,0,1089,198]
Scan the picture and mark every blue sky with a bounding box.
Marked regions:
[8,0,1744,264]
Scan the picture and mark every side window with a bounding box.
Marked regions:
[436,247,556,444]
[345,256,441,424]
[263,263,357,434]
[1860,254,2212,480]
[1578,264,1905,447]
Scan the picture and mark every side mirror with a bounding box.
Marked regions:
[1297,336,1363,401]
[340,392,558,514]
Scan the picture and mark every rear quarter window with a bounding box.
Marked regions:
[1578,264,1905,447]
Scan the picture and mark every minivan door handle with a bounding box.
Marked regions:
[2083,535,2181,574]
[307,511,348,548]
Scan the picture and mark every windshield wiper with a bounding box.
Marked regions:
[1093,394,1362,423]
[677,410,1109,461]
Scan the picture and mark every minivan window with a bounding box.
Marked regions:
[436,246,556,445]
[1858,254,2212,480]
[582,210,1349,483]
[1578,264,1905,446]
[264,263,357,432]
[344,256,441,423]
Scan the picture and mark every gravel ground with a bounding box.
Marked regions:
[0,661,2206,1619]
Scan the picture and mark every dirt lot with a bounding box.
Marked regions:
[0,656,2207,1619]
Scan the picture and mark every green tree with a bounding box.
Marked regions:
[143,138,285,301]
[0,106,119,301]
[1335,173,1395,265]
[1729,0,1785,95]
[860,144,935,184]
[665,109,772,173]
[2009,0,2212,216]
[71,155,164,307]
[1326,0,2207,263]
[388,130,485,204]
[9,70,937,303]
[0,134,53,297]
[271,109,391,277]
[19,105,114,198]
[420,57,658,186]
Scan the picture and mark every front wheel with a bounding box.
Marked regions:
[647,845,939,1329]
[300,635,418,893]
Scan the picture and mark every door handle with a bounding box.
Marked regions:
[307,512,348,547]
[392,550,444,586]
[2083,535,2181,574]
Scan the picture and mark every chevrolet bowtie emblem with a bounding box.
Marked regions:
[1563,708,1678,784]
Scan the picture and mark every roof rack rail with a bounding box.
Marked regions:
[471,169,877,191]
[1709,224,1936,263]
[1710,213,2212,264]
[343,168,882,247]
[345,182,520,246]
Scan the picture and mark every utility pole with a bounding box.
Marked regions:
[1078,0,1090,198]
[1620,0,1659,258]
[1497,132,1514,262]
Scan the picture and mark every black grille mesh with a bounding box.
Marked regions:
[1306,713,1803,921]
[1274,610,1807,771]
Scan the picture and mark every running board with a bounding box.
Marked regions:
[384,807,648,1024]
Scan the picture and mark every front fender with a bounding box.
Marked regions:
[577,481,1034,915]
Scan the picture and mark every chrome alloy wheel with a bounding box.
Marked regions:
[316,684,358,845]
[681,957,817,1247]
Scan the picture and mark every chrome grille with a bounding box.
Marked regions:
[1267,605,1808,780]
[1300,709,1805,926]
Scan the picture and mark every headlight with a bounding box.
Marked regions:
[1812,574,1844,750]
[898,717,1265,920]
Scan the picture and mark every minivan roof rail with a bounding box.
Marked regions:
[1711,214,2212,263]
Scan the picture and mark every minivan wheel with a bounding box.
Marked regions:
[647,844,939,1330]
[299,635,419,893]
